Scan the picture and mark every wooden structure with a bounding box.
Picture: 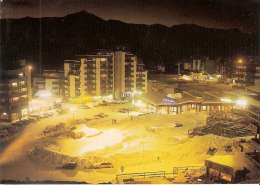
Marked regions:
[205,155,248,183]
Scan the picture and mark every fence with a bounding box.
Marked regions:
[115,166,205,183]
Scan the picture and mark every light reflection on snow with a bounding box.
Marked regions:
[78,129,123,155]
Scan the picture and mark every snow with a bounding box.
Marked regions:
[0,102,259,183]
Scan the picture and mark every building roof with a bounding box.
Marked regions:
[205,154,245,171]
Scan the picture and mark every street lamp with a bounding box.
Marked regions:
[27,65,32,71]
[70,107,77,121]
[238,59,243,64]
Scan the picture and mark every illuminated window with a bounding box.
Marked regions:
[12,82,17,87]
[13,97,19,101]
[100,58,106,62]
[20,81,25,85]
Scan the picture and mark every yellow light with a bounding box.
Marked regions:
[133,99,146,108]
[28,65,32,70]
[69,107,77,113]
[238,59,243,64]
[36,90,52,99]
[220,98,233,103]
[235,99,247,107]
[133,90,143,96]
[182,75,192,81]
[12,82,17,87]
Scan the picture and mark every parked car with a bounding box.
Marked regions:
[173,122,183,127]
[98,162,113,169]
[80,105,90,109]
[61,162,77,169]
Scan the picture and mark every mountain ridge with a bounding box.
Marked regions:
[0,10,257,70]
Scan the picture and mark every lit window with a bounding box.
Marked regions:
[100,58,106,62]
[13,97,19,101]
[12,82,17,87]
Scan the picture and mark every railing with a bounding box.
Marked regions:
[116,166,205,183]
[116,171,166,183]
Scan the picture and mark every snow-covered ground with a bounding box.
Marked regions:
[0,102,258,183]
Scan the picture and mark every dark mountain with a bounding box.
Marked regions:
[0,11,258,70]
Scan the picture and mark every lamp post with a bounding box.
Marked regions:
[70,107,77,122]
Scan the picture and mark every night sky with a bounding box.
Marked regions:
[0,0,259,32]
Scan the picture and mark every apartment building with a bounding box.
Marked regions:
[64,50,148,99]
[64,60,81,98]
[0,66,31,122]
[79,51,114,97]
[232,57,256,86]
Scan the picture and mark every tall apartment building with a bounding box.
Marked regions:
[33,70,64,98]
[64,60,81,98]
[64,50,148,99]
[79,51,114,97]
[255,65,260,87]
[0,66,31,122]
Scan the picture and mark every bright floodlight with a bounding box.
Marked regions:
[36,90,52,99]
[235,99,247,107]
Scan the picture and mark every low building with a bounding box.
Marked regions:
[176,57,217,74]
[0,66,31,122]
[142,80,233,114]
[205,155,249,183]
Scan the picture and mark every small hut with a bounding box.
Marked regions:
[205,154,249,183]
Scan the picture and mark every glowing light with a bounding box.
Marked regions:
[36,90,52,99]
[235,99,247,107]
[69,106,77,113]
[133,90,143,96]
[238,59,243,64]
[12,82,17,87]
[28,65,32,70]
[182,75,192,81]
[133,99,146,108]
[220,98,233,103]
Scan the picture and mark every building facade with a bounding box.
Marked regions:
[64,60,81,98]
[64,50,148,99]
[33,70,64,98]
[232,57,256,87]
[80,52,114,97]
[0,67,31,122]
